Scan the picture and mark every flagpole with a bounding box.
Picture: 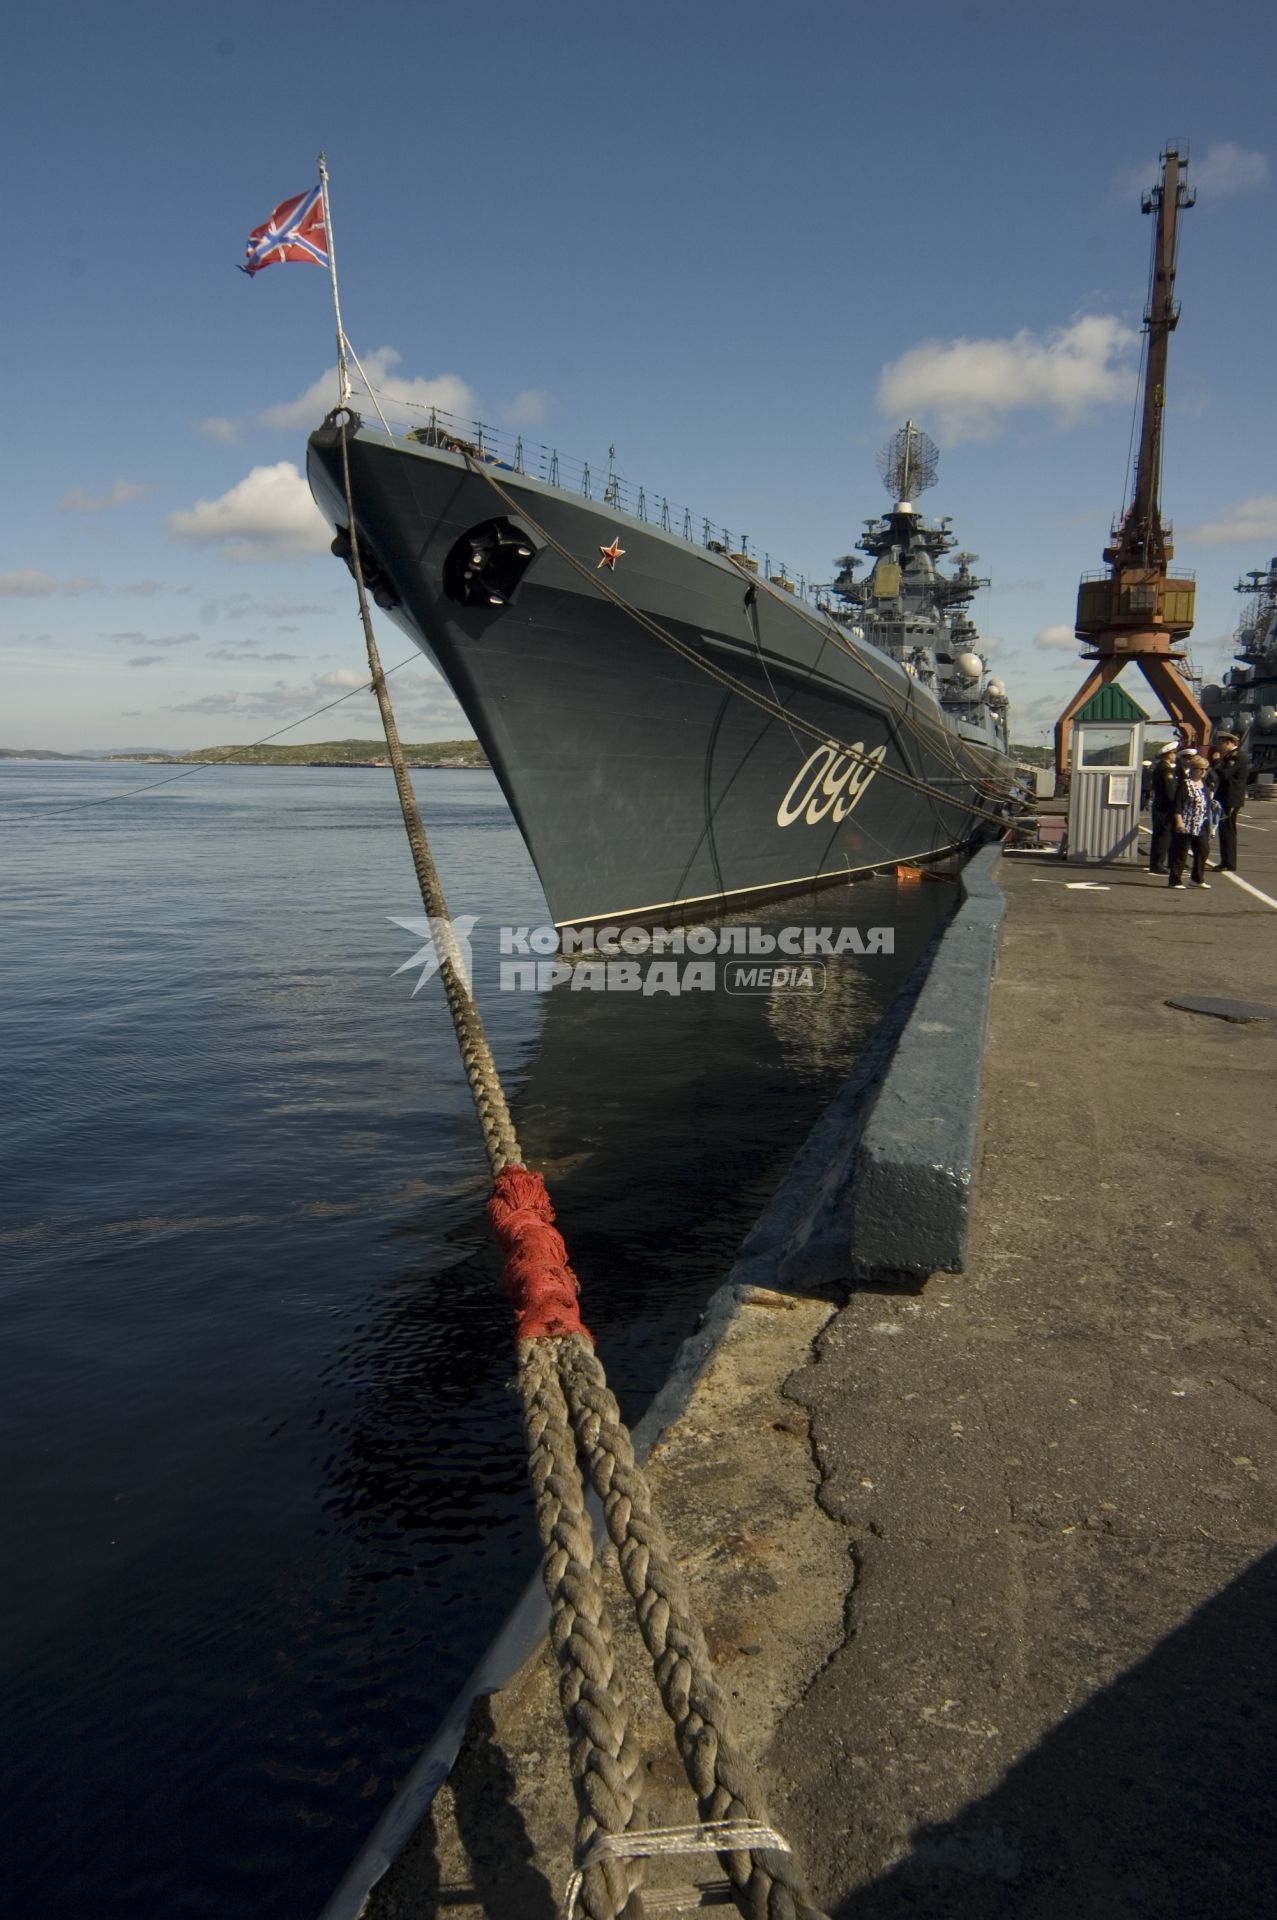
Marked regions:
[318,152,352,407]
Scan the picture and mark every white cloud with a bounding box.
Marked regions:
[164,663,464,734]
[199,592,330,621]
[504,388,548,429]
[1114,157,1159,200]
[170,692,241,715]
[877,314,1138,444]
[260,349,476,432]
[208,645,300,663]
[1008,693,1071,742]
[196,417,241,444]
[128,656,165,668]
[1193,630,1239,668]
[379,676,467,731]
[0,571,98,596]
[240,679,364,720]
[1196,141,1268,196]
[106,631,198,647]
[169,672,367,721]
[1119,142,1268,202]
[1034,624,1079,650]
[0,570,56,596]
[166,463,331,560]
[59,478,150,513]
[1188,495,1277,547]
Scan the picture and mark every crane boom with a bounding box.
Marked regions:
[1053,146,1208,786]
[1112,148,1194,571]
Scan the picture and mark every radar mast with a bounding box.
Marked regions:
[877,421,939,506]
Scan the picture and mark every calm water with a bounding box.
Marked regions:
[0,761,953,1919]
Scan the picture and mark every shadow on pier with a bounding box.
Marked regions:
[836,1545,1277,1918]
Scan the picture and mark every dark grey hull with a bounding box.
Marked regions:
[308,424,1013,926]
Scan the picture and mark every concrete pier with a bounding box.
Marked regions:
[342,830,1277,1919]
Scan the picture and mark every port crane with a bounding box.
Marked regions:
[1054,146,1210,787]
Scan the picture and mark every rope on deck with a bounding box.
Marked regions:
[331,412,827,1920]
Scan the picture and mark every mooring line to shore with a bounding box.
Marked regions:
[332,410,828,1920]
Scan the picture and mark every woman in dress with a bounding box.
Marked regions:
[1168,755,1212,889]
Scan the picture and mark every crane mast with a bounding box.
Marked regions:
[1053,146,1209,786]
[1119,153,1184,569]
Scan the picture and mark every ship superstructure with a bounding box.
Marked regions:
[826,423,1008,749]
[1204,559,1277,778]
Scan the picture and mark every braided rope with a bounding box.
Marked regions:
[332,413,829,1920]
[563,1823,792,1919]
[335,418,521,1179]
[558,1337,825,1920]
[520,1340,646,1920]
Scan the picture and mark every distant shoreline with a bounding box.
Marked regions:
[1,738,491,771]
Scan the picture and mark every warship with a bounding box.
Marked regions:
[307,410,1015,926]
[1203,558,1277,780]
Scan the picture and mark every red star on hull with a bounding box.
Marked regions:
[597,538,626,571]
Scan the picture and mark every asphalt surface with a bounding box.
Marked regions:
[772,819,1277,1915]
[355,820,1277,1919]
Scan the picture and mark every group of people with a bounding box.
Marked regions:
[1147,729,1249,888]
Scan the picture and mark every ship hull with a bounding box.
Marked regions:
[308,425,1013,926]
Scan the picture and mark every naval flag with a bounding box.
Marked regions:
[240,186,328,276]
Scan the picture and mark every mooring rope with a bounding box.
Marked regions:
[563,1822,793,1919]
[331,411,827,1920]
[561,1335,822,1920]
[522,1338,647,1920]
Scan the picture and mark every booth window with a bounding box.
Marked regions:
[1078,726,1136,768]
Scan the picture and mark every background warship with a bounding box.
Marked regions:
[1203,559,1277,780]
[308,410,1015,926]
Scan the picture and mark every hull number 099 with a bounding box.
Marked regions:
[776,741,889,828]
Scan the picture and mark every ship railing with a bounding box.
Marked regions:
[1077,566,1197,583]
[351,383,813,600]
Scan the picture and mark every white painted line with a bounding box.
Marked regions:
[1225,871,1277,912]
[1240,821,1268,832]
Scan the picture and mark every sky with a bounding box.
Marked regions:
[3,0,1276,752]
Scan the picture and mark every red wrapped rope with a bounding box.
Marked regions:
[487,1166,592,1344]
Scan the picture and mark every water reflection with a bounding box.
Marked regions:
[0,761,953,1920]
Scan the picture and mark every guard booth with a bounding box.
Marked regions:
[1066,683,1148,864]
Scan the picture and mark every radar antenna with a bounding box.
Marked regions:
[876,421,938,504]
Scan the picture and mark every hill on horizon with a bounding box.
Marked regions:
[3,738,489,767]
[178,738,488,768]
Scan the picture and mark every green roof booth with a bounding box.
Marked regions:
[1066,684,1149,864]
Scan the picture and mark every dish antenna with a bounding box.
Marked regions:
[877,421,938,505]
